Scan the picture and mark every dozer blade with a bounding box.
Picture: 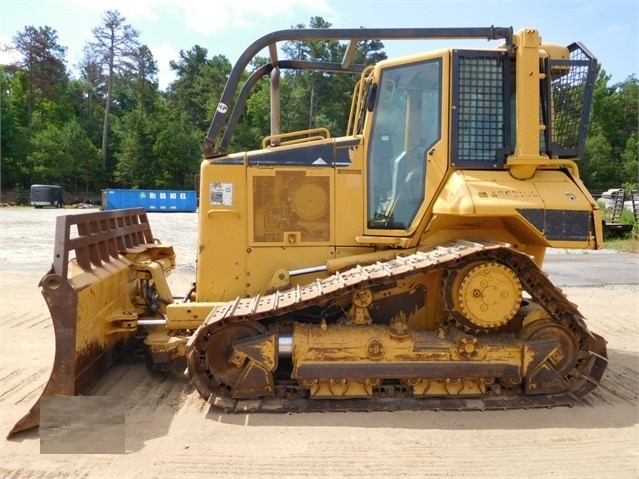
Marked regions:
[7,208,175,438]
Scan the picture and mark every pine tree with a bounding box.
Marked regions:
[88,10,140,170]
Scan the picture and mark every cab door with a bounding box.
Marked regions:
[364,54,447,237]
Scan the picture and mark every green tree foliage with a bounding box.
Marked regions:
[153,113,202,189]
[620,133,638,187]
[73,51,107,147]
[3,26,70,189]
[277,17,386,139]
[582,71,639,191]
[167,46,232,132]
[113,43,202,190]
[112,108,156,188]
[0,67,30,187]
[112,107,201,190]
[29,118,100,192]
[9,25,68,126]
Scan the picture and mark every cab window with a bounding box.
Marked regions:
[367,59,442,230]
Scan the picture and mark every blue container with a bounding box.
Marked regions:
[102,189,197,212]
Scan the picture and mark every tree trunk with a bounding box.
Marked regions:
[101,63,114,170]
[308,79,316,130]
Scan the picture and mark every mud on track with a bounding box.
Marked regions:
[1,207,637,479]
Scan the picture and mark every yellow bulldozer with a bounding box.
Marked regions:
[9,26,608,437]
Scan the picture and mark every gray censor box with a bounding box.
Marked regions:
[40,396,125,454]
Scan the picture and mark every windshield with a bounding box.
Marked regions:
[367,58,442,230]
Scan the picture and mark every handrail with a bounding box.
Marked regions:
[262,128,331,149]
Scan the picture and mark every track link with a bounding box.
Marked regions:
[186,240,608,412]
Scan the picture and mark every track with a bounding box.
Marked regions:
[187,241,608,412]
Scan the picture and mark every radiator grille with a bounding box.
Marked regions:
[252,171,331,244]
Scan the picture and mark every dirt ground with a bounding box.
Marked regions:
[1,207,637,479]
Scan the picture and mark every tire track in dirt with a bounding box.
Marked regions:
[26,317,51,329]
[0,367,49,403]
[0,369,20,383]
[591,365,639,405]
[0,470,90,479]
[0,312,51,330]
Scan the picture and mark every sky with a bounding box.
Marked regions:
[0,0,637,91]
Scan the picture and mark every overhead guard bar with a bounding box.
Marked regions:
[203,26,513,158]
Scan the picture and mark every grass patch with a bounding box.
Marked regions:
[604,237,639,253]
